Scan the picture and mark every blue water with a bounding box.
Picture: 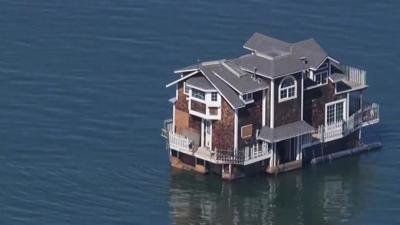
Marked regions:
[0,0,398,224]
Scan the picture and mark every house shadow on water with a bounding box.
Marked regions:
[168,155,374,225]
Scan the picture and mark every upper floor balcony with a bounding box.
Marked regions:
[332,65,368,94]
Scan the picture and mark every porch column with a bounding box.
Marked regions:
[269,142,277,168]
[296,136,302,160]
[201,119,204,147]
[359,92,363,140]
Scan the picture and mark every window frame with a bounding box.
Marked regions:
[278,76,297,103]
[314,70,328,85]
[325,99,346,126]
[191,88,205,101]
[241,93,254,103]
[211,92,218,102]
[241,124,253,139]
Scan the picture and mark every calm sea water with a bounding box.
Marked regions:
[0,0,399,224]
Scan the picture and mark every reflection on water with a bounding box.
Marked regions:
[169,157,369,225]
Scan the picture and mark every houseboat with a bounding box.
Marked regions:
[161,32,380,180]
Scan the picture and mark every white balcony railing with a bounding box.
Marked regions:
[162,119,271,165]
[215,143,271,165]
[342,65,367,86]
[168,132,193,155]
[317,103,380,142]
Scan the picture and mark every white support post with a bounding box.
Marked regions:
[173,84,178,133]
[234,109,238,150]
[269,144,274,168]
[301,72,304,120]
[269,142,277,168]
[262,89,266,126]
[270,80,275,128]
[359,92,363,140]
[347,92,350,120]
[296,136,302,160]
[274,143,277,166]
[201,119,204,147]
[209,121,213,149]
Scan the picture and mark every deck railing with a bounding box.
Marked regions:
[216,143,271,165]
[168,132,194,154]
[318,103,379,142]
[162,119,271,165]
[362,103,379,126]
[342,65,367,86]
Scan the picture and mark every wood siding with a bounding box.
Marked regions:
[212,99,234,150]
[238,91,263,148]
[274,73,302,127]
[303,80,346,128]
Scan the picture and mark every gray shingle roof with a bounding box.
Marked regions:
[186,76,215,91]
[258,120,315,143]
[291,39,327,69]
[237,33,328,78]
[233,53,305,78]
[211,61,268,94]
[200,65,245,109]
[244,32,291,57]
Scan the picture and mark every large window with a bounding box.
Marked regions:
[191,88,205,100]
[326,100,345,125]
[279,76,297,102]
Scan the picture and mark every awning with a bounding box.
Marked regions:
[258,120,315,143]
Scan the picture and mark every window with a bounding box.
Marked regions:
[211,92,218,101]
[191,88,205,100]
[183,82,189,95]
[314,61,329,85]
[279,76,297,102]
[241,93,253,103]
[241,124,253,139]
[326,100,345,126]
[315,71,328,85]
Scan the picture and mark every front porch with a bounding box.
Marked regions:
[162,119,272,166]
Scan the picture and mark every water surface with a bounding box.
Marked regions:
[0,0,398,224]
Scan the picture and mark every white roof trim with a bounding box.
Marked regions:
[185,83,216,92]
[174,67,199,74]
[165,70,198,88]
[327,56,340,64]
[309,56,328,71]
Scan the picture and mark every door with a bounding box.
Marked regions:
[204,120,212,149]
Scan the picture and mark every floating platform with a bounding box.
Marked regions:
[310,142,383,165]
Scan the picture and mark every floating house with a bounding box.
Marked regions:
[162,33,380,180]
